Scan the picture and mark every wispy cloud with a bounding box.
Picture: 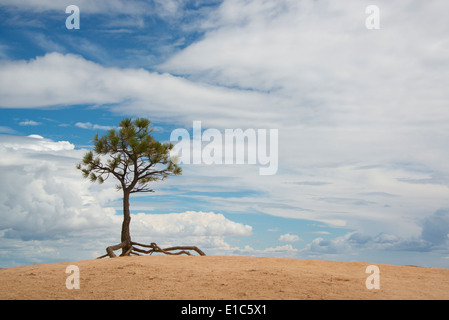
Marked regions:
[0,126,16,134]
[75,122,114,130]
[0,52,280,128]
[27,32,66,54]
[19,120,42,126]
[0,0,150,15]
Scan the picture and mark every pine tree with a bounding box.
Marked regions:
[77,118,205,257]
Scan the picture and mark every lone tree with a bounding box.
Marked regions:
[77,118,205,258]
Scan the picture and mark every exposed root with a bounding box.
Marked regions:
[97,241,206,259]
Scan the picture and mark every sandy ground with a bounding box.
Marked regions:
[1,255,448,300]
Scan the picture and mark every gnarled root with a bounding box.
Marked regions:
[97,241,206,259]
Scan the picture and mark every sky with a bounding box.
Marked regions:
[0,0,449,268]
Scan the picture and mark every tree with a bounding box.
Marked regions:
[77,118,205,258]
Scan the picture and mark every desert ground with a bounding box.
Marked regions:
[1,255,448,300]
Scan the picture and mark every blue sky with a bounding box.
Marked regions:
[1,0,449,268]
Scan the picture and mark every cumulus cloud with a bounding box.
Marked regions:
[278,233,301,242]
[131,211,252,238]
[0,134,74,153]
[0,134,255,266]
[0,135,118,242]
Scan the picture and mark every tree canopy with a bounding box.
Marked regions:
[77,117,181,193]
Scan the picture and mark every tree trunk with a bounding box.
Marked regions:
[97,188,206,259]
[121,190,132,255]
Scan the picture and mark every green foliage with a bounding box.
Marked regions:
[77,118,181,193]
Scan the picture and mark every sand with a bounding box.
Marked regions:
[1,255,448,300]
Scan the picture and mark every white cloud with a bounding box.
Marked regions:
[278,233,301,242]
[0,134,255,266]
[75,122,114,130]
[28,134,44,139]
[152,0,184,19]
[0,0,213,23]
[93,124,113,130]
[0,135,117,241]
[27,32,66,54]
[235,244,299,258]
[1,0,449,266]
[0,0,151,15]
[264,244,298,253]
[75,122,92,129]
[131,211,252,238]
[19,120,41,126]
[0,126,16,134]
[300,212,449,258]
[0,134,74,153]
[0,52,279,128]
[302,234,354,256]
[0,1,441,243]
